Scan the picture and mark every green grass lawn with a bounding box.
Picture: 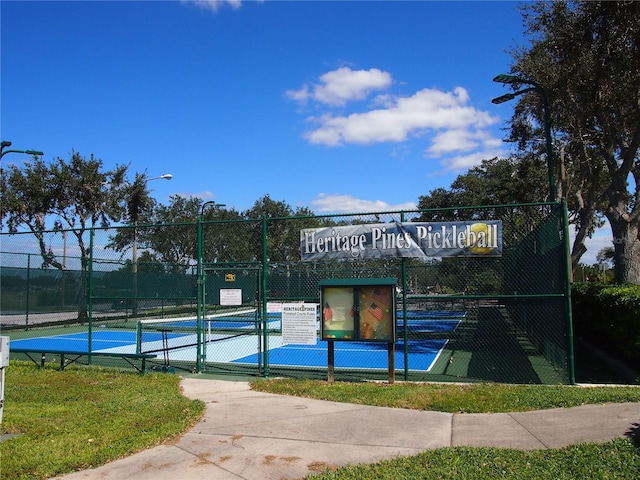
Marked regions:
[0,362,205,480]
[2,361,639,480]
[251,378,640,413]
[306,440,640,479]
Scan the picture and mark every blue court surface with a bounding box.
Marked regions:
[10,310,463,372]
[234,339,449,371]
[398,319,461,334]
[10,331,139,354]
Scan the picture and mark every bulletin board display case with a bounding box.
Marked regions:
[319,278,397,342]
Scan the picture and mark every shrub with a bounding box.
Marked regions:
[572,283,640,370]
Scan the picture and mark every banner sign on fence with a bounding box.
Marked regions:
[300,221,502,261]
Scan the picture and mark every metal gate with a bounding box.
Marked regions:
[198,265,265,376]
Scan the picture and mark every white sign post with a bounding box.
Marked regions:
[0,336,9,424]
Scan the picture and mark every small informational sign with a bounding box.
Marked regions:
[267,302,283,313]
[225,273,236,282]
[0,336,9,367]
[219,288,242,306]
[282,303,318,345]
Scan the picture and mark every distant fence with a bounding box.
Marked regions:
[1,200,574,384]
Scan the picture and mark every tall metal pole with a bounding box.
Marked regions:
[196,212,204,372]
[197,202,225,373]
[130,174,172,316]
[262,214,269,378]
[1,140,44,330]
[492,75,556,202]
[88,228,95,364]
[560,198,575,384]
[539,87,555,202]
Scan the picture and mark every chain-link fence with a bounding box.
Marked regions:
[1,201,573,383]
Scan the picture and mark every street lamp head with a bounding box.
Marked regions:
[493,74,525,85]
[491,87,538,105]
[25,150,44,156]
[145,173,174,183]
[1,141,12,148]
[491,93,516,105]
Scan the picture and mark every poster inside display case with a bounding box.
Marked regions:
[320,278,396,342]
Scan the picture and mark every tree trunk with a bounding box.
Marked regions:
[605,158,640,285]
[570,203,595,274]
[608,217,640,285]
[570,181,598,275]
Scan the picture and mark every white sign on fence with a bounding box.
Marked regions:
[219,288,242,306]
[281,303,318,345]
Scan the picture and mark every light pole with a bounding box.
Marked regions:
[131,173,173,316]
[196,201,225,372]
[492,74,556,202]
[1,141,44,161]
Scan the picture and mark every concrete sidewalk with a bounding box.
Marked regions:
[54,378,640,480]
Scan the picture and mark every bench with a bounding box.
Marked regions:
[10,348,157,374]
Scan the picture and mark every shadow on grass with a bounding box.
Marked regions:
[626,422,640,449]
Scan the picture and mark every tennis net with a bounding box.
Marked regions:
[136,308,259,354]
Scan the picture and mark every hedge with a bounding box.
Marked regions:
[571,283,640,371]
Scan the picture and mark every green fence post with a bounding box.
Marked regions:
[136,320,141,355]
[196,212,204,373]
[88,228,94,364]
[561,199,575,384]
[262,215,269,378]
[401,211,408,381]
[25,254,30,330]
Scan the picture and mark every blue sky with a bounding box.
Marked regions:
[0,0,610,264]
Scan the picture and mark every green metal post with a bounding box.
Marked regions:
[492,75,555,202]
[136,321,141,355]
[401,211,408,381]
[25,254,30,330]
[88,228,94,364]
[196,214,204,373]
[561,198,575,384]
[196,202,226,373]
[539,88,555,202]
[262,215,269,377]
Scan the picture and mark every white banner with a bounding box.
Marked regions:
[301,221,502,261]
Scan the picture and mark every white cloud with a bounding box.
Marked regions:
[427,130,505,172]
[181,0,242,13]
[439,150,504,172]
[302,87,498,147]
[286,67,392,107]
[312,193,416,214]
[288,68,506,176]
[428,129,500,156]
[574,224,613,265]
[177,190,215,200]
